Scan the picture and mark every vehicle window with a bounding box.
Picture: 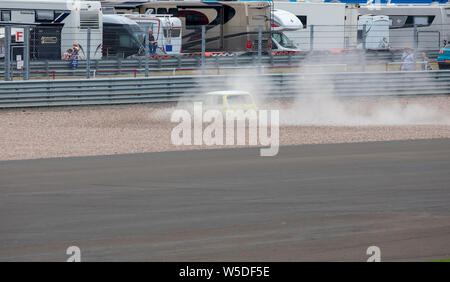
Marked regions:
[184,11,209,26]
[139,22,155,33]
[227,95,252,105]
[390,15,435,29]
[157,8,167,15]
[273,33,281,44]
[389,15,407,28]
[186,13,202,26]
[35,10,54,22]
[204,96,223,105]
[54,10,64,19]
[273,33,295,48]
[119,35,132,48]
[1,10,11,22]
[168,8,178,17]
[414,16,428,25]
[224,6,235,23]
[163,29,181,38]
[297,15,307,28]
[171,29,181,37]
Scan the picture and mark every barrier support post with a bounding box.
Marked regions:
[23,27,30,80]
[414,24,418,68]
[201,25,206,75]
[145,27,150,77]
[258,25,262,73]
[86,27,91,79]
[5,26,11,81]
[414,24,418,51]
[362,24,366,72]
[310,25,314,52]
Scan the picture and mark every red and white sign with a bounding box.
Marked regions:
[15,31,24,42]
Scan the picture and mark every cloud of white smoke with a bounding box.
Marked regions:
[184,65,449,126]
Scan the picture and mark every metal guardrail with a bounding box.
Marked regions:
[0,50,440,79]
[0,70,449,108]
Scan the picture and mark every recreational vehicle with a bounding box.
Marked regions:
[0,0,103,59]
[103,1,272,53]
[120,12,182,55]
[358,4,450,50]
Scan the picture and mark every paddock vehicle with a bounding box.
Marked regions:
[103,1,272,53]
[357,15,390,50]
[120,12,182,55]
[0,0,103,59]
[273,1,359,50]
[271,9,303,52]
[358,3,450,50]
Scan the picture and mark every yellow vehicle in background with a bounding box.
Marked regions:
[203,91,258,113]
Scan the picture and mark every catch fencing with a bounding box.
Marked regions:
[1,23,447,80]
[0,50,442,79]
[0,70,449,108]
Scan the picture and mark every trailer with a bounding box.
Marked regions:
[273,1,359,50]
[358,3,450,50]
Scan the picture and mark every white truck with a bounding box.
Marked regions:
[357,15,390,50]
[273,1,359,50]
[271,9,303,52]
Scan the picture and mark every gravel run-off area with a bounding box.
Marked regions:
[0,96,449,161]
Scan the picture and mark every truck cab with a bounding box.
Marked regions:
[271,9,303,52]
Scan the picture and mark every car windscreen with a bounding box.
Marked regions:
[204,95,223,105]
[163,28,181,38]
[226,95,252,105]
[272,33,296,49]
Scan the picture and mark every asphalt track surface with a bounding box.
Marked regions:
[1,139,449,261]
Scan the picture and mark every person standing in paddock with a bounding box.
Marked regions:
[401,48,416,71]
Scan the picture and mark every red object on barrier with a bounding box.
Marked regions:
[30,70,56,80]
[329,49,343,54]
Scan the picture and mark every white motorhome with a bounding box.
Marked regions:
[120,12,182,55]
[271,9,303,52]
[359,3,450,50]
[0,0,103,60]
[273,1,359,50]
[358,15,390,50]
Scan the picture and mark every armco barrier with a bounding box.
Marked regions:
[0,70,449,108]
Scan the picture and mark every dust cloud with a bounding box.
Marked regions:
[188,67,449,126]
